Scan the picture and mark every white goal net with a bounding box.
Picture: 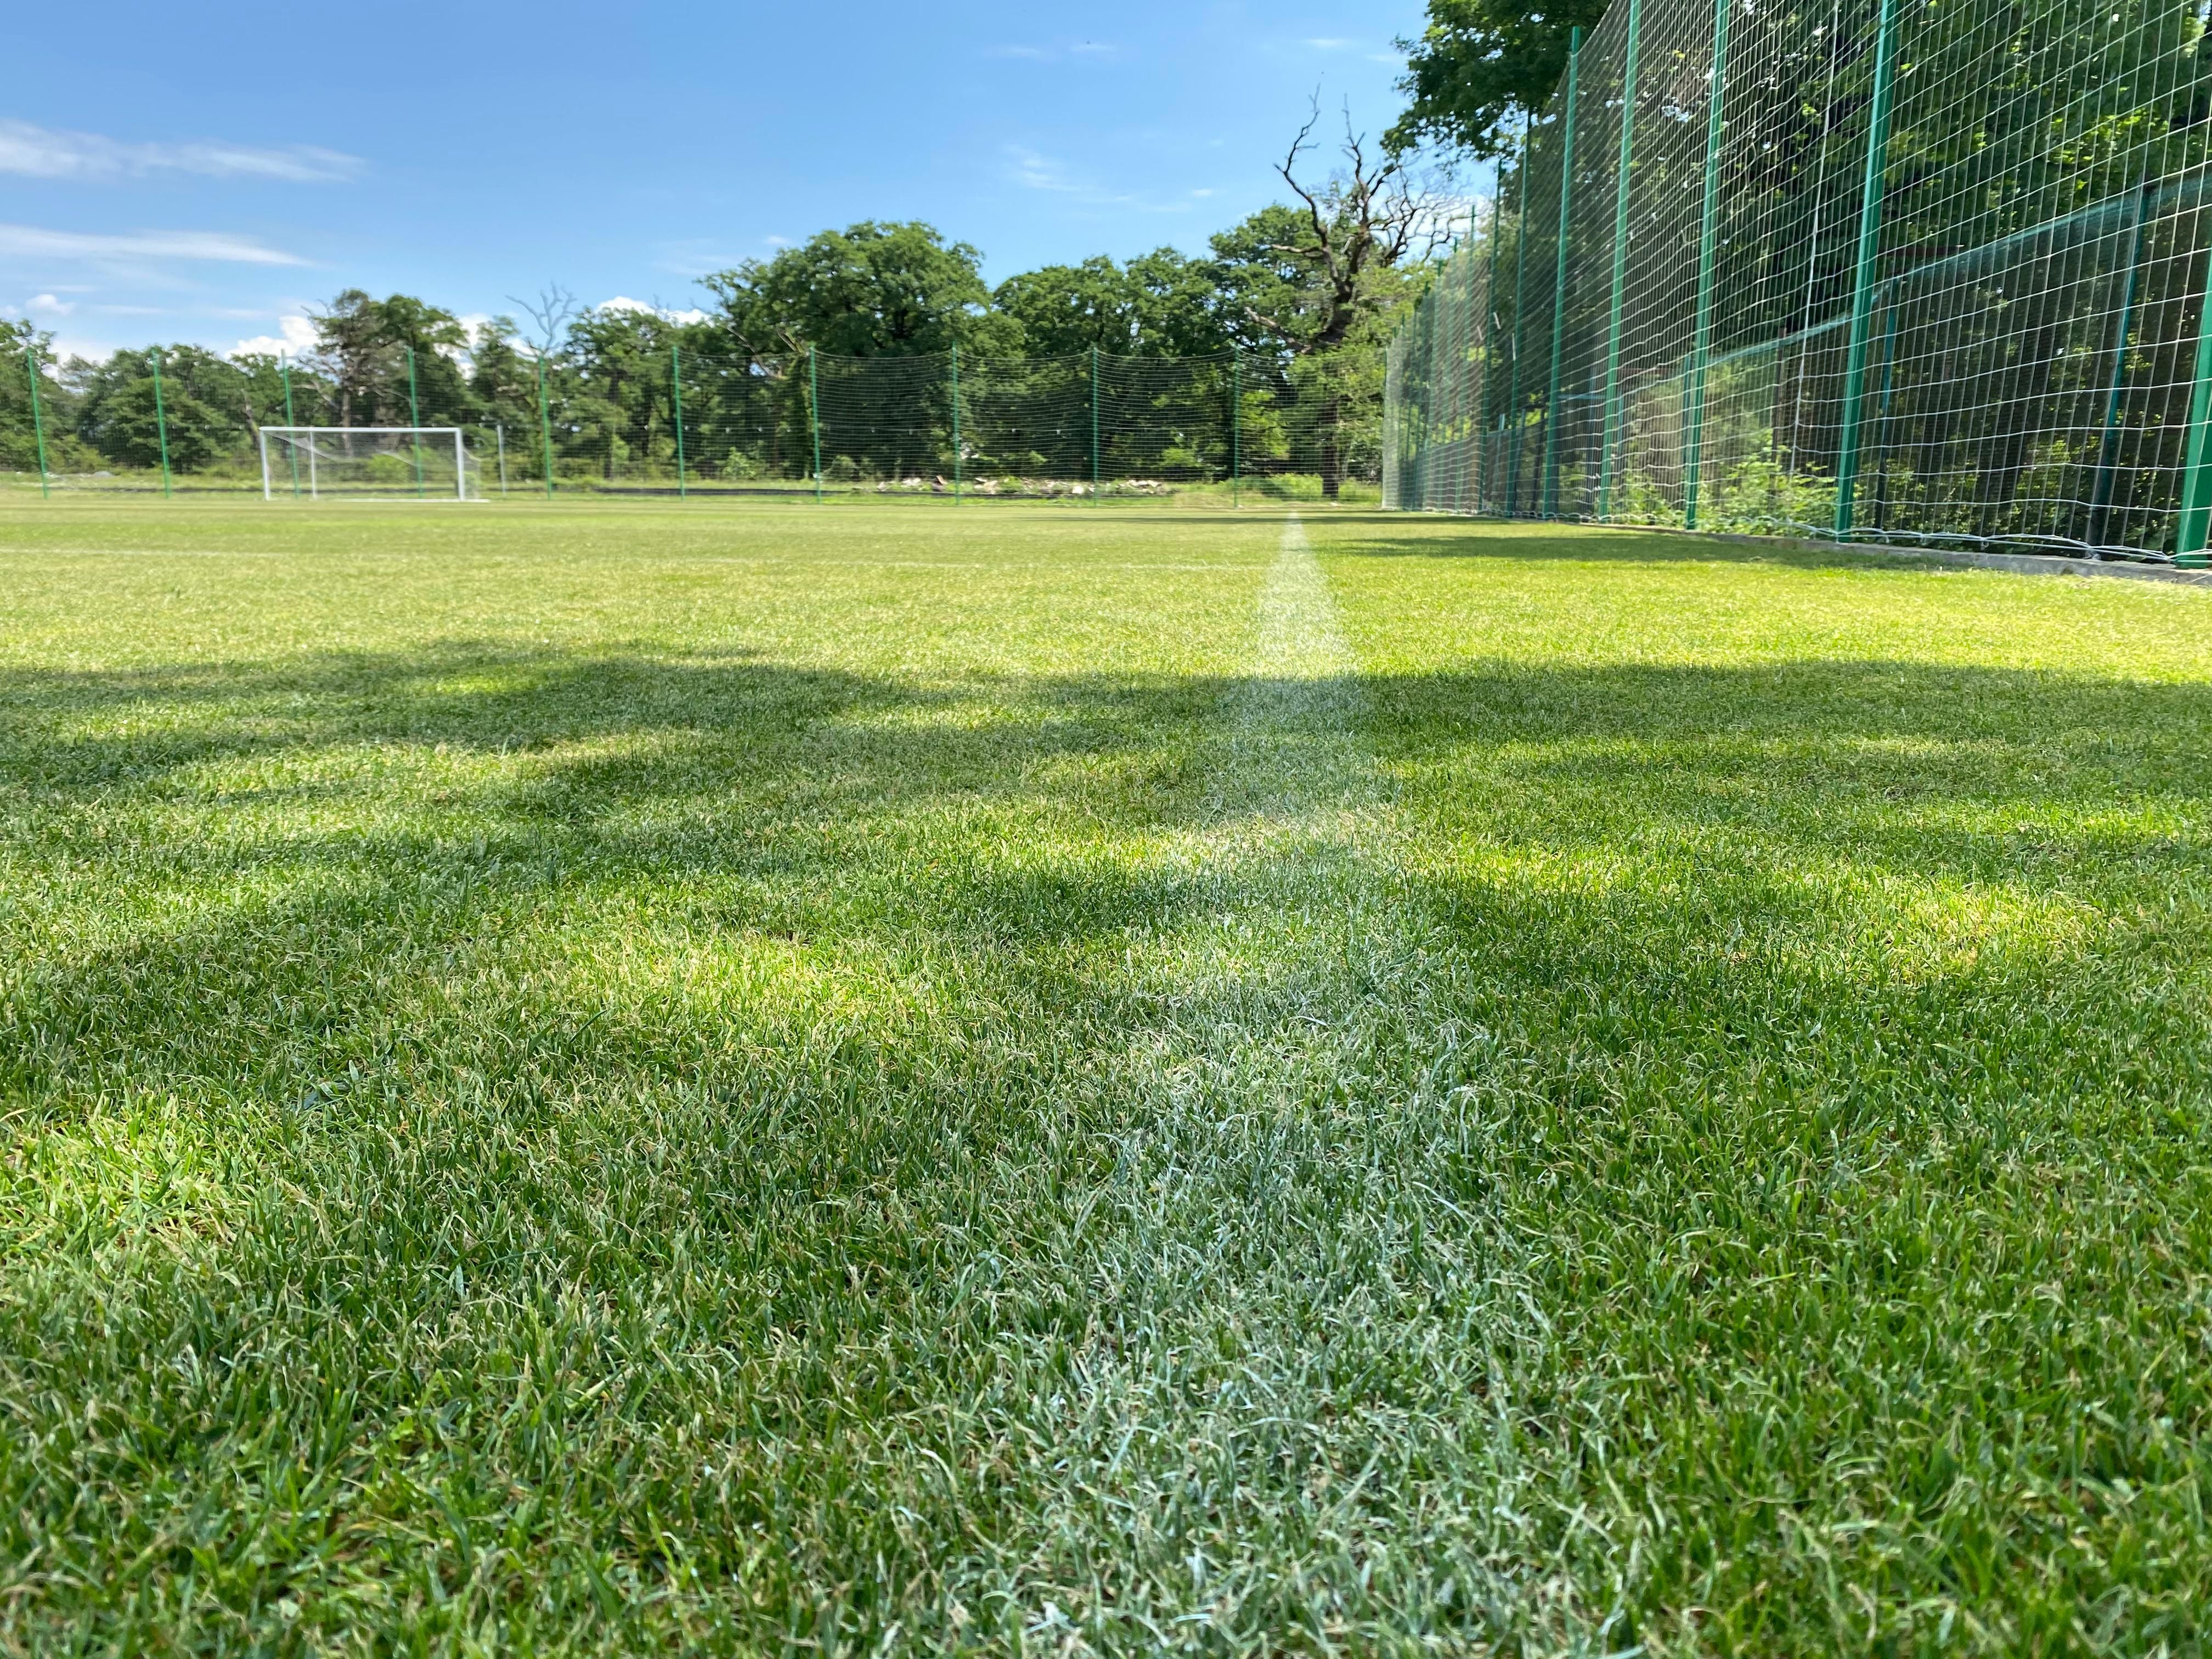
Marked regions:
[258,427,477,500]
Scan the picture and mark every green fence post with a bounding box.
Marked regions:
[1231,348,1242,508]
[24,347,49,499]
[1543,27,1583,520]
[1505,118,1532,515]
[2089,176,2151,553]
[949,345,961,505]
[1683,0,1733,531]
[1449,240,1470,512]
[1090,344,1101,498]
[810,346,823,504]
[1869,299,1901,529]
[150,346,173,498]
[1418,279,1437,509]
[1832,0,1899,540]
[671,341,687,500]
[536,355,554,499]
[2175,252,2212,563]
[1597,0,1645,521]
[405,346,425,497]
[1437,257,1454,509]
[280,352,301,496]
[1481,179,1508,512]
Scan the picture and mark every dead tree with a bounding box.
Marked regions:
[1247,102,1453,496]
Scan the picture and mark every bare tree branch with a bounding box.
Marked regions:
[1249,97,1457,359]
[508,284,579,356]
[1248,99,1457,496]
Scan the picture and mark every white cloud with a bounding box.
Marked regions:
[1007,145,1071,191]
[27,291,74,317]
[1306,37,1354,49]
[652,239,747,276]
[0,224,307,265]
[598,295,708,324]
[1002,146,1193,214]
[0,119,362,184]
[50,334,127,363]
[764,235,792,247]
[986,40,1116,62]
[229,313,317,359]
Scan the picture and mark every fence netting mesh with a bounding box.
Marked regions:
[1384,0,2212,564]
[5,346,1380,504]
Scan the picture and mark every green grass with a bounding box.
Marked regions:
[3,498,2211,1655]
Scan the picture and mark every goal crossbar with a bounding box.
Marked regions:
[257,426,473,501]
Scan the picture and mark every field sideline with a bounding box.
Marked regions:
[3,498,2211,1652]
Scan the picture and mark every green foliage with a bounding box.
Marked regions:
[1388,0,1612,156]
[310,290,469,428]
[3,191,1432,489]
[0,321,58,472]
[992,250,1232,357]
[103,377,215,471]
[463,317,545,441]
[69,348,253,472]
[1207,205,1325,354]
[701,222,1016,359]
[1388,0,2212,547]
[1705,441,1839,535]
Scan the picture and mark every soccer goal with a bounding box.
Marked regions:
[258,427,477,501]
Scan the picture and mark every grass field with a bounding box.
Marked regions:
[3,498,2211,1655]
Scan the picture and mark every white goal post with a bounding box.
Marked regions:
[257,426,476,501]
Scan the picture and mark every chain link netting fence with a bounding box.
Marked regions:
[1385,0,2212,566]
[3,343,1383,506]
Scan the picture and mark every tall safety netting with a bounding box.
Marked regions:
[1384,0,2212,565]
[7,346,1381,505]
[539,348,1370,503]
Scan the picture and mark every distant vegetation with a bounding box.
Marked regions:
[1,121,1447,498]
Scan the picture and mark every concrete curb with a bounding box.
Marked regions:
[1700,530,2212,587]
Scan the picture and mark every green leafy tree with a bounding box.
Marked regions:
[1124,249,1237,356]
[992,256,1138,355]
[75,358,223,471]
[562,303,709,481]
[375,294,470,423]
[69,345,272,472]
[1207,111,1441,495]
[308,290,467,426]
[1387,0,1610,157]
[309,290,396,427]
[702,222,1017,359]
[0,319,75,472]
[992,250,1233,357]
[466,317,542,426]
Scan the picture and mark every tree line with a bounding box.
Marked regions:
[2,123,1441,496]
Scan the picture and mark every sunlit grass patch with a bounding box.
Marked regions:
[2,498,2211,1651]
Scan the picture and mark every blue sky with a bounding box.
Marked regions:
[4,0,1442,362]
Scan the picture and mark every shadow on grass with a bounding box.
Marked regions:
[3,637,2208,1107]
[8,636,2212,1649]
[1324,519,1971,571]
